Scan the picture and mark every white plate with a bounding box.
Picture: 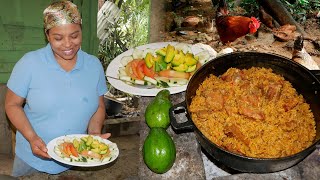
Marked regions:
[47,134,119,167]
[106,42,205,96]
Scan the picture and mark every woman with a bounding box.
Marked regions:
[5,1,110,177]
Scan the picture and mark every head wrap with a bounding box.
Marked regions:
[43,1,82,32]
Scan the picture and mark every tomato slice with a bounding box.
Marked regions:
[158,69,190,79]
[142,62,156,78]
[131,60,140,78]
[125,61,137,79]
[60,143,70,157]
[136,60,146,80]
[69,144,79,157]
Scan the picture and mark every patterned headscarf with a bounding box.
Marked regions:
[43,1,82,32]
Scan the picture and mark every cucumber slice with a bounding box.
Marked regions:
[175,43,192,54]
[132,48,144,59]
[155,77,188,86]
[144,76,157,85]
[133,79,145,85]
[167,83,180,87]
[217,48,233,57]
[193,43,217,58]
[154,77,170,88]
[118,67,126,75]
[119,75,132,82]
[195,51,211,65]
[120,56,133,66]
[168,78,188,85]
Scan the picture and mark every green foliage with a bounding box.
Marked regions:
[280,0,320,23]
[98,0,150,72]
[239,0,259,16]
[227,0,319,23]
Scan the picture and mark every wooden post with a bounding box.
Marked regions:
[149,0,167,43]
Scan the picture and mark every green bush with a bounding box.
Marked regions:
[98,0,150,72]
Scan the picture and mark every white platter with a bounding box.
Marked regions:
[47,134,119,167]
[105,42,206,96]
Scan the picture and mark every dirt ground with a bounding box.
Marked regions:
[161,0,320,64]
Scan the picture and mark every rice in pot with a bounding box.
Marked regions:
[189,67,316,158]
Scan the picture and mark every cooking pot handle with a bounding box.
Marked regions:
[311,70,320,80]
[170,101,194,133]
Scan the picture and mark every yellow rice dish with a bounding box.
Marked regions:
[189,67,316,158]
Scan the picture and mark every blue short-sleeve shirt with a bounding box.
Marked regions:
[7,44,108,174]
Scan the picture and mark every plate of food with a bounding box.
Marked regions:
[47,134,119,167]
[106,42,217,96]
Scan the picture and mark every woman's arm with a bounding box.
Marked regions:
[87,96,111,139]
[5,89,50,158]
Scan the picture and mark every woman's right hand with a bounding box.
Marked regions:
[28,135,51,159]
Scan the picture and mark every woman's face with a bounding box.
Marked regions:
[46,24,82,61]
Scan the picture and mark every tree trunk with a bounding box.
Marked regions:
[257,0,306,36]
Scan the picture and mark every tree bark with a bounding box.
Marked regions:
[257,0,306,36]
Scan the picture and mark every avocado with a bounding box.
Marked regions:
[156,47,166,56]
[143,127,176,174]
[154,55,167,72]
[173,63,188,72]
[185,64,197,72]
[185,54,198,66]
[145,90,172,129]
[145,53,154,68]
[171,51,185,67]
[164,44,175,63]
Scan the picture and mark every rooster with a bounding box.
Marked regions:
[215,0,261,44]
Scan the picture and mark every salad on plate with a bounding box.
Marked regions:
[116,42,215,88]
[48,134,119,166]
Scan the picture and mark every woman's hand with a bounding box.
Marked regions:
[88,96,111,140]
[28,135,51,159]
[90,133,111,139]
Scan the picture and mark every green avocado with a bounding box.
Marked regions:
[171,51,185,67]
[185,54,198,66]
[173,63,188,72]
[145,53,154,68]
[154,55,167,72]
[143,127,176,174]
[185,64,197,72]
[164,44,175,63]
[145,90,172,129]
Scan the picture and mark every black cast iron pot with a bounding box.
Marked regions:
[170,52,320,173]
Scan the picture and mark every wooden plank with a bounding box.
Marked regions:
[0,73,11,84]
[0,63,15,73]
[0,0,99,84]
[0,0,48,28]
[0,50,28,62]
[74,0,99,56]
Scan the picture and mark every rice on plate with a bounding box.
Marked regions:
[189,67,316,158]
